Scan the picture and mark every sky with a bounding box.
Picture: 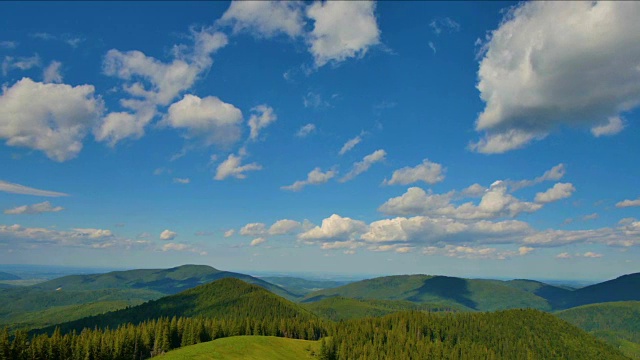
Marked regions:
[0,1,639,281]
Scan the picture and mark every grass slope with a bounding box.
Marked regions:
[304,296,468,321]
[303,275,553,311]
[160,336,319,360]
[38,278,316,335]
[557,301,640,359]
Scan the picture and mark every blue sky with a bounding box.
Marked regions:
[0,1,639,281]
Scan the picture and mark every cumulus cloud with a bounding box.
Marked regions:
[616,197,640,208]
[214,152,262,180]
[248,105,277,141]
[383,159,445,186]
[160,229,177,241]
[224,229,235,238]
[268,219,301,235]
[240,223,267,236]
[556,252,571,259]
[4,201,64,215]
[161,242,207,255]
[164,94,243,148]
[0,180,68,197]
[380,182,542,220]
[43,61,63,83]
[534,183,575,204]
[295,123,316,138]
[220,1,305,38]
[250,237,266,247]
[582,251,604,258]
[281,167,336,191]
[299,214,368,241]
[0,78,104,161]
[97,29,228,145]
[306,1,380,67]
[507,164,566,191]
[472,2,640,153]
[340,149,386,182]
[339,134,362,155]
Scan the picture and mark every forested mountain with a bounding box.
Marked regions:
[35,278,316,335]
[556,301,640,359]
[303,273,640,311]
[259,276,351,296]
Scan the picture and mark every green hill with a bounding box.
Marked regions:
[259,276,350,296]
[37,278,316,335]
[557,301,640,359]
[303,296,468,321]
[303,275,553,311]
[161,336,320,360]
[567,273,640,308]
[0,271,20,281]
[0,264,297,330]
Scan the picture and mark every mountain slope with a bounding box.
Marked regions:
[567,273,640,308]
[0,271,20,281]
[259,276,350,296]
[162,336,319,360]
[37,278,316,334]
[303,275,553,311]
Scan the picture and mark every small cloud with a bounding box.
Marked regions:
[616,197,640,208]
[303,92,330,109]
[340,149,386,182]
[43,61,63,83]
[250,237,266,247]
[4,201,64,215]
[295,123,316,138]
[0,41,17,49]
[556,252,571,259]
[582,213,599,221]
[582,251,603,258]
[214,152,262,180]
[383,159,445,186]
[591,116,625,137]
[429,17,460,35]
[282,167,336,191]
[160,229,177,241]
[173,177,190,184]
[248,105,277,141]
[428,42,436,53]
[534,183,575,204]
[224,229,235,238]
[0,180,68,197]
[339,134,363,155]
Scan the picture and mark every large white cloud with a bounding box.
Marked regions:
[97,29,228,145]
[4,201,63,215]
[473,2,640,153]
[383,159,445,186]
[220,1,305,38]
[340,149,386,182]
[0,78,103,161]
[164,94,243,148]
[299,214,367,241]
[281,167,336,191]
[306,1,380,67]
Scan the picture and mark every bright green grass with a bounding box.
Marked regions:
[160,336,319,360]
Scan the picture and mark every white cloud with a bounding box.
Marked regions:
[422,245,522,260]
[2,55,40,75]
[582,251,604,258]
[214,152,262,180]
[240,223,266,236]
[556,252,571,259]
[43,61,63,83]
[383,159,445,186]
[164,94,243,148]
[303,92,330,108]
[299,214,368,241]
[161,242,206,255]
[473,2,640,153]
[173,178,190,184]
[220,1,305,38]
[160,229,177,241]
[582,213,599,221]
[224,229,235,238]
[281,167,336,191]
[429,17,460,35]
[380,182,542,220]
[508,164,566,191]
[534,183,575,204]
[339,135,362,155]
[616,198,640,208]
[295,123,316,138]
[250,237,266,247]
[0,41,17,49]
[306,1,380,67]
[248,105,277,141]
[268,219,301,235]
[460,184,487,198]
[591,116,625,137]
[340,149,386,182]
[4,201,64,215]
[0,78,104,161]
[97,29,228,145]
[0,180,68,197]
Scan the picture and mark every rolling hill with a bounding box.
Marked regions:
[259,276,350,296]
[0,271,20,281]
[302,273,640,312]
[36,277,316,335]
[0,264,297,330]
